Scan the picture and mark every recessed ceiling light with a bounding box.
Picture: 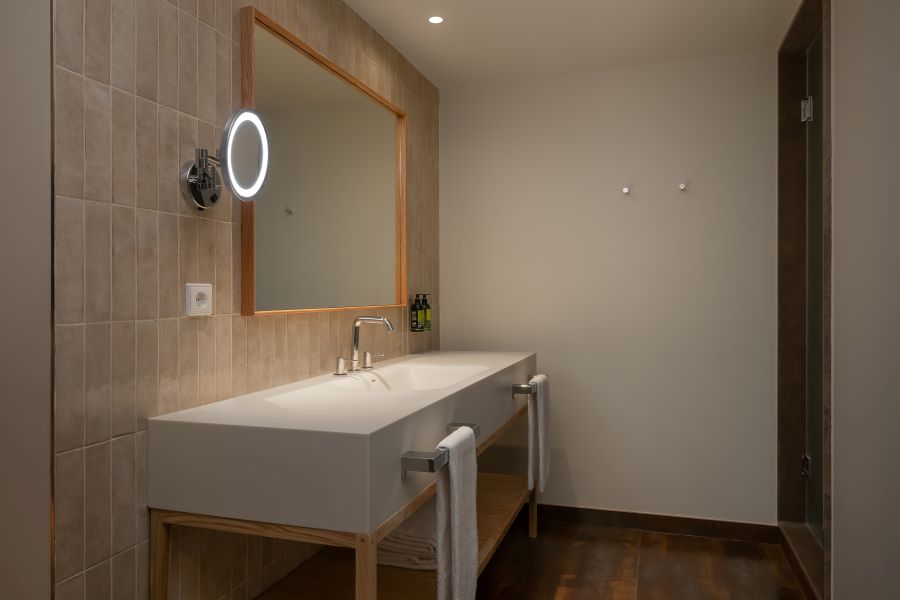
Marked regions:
[428,16,444,24]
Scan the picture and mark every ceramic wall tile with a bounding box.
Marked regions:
[111,0,136,91]
[111,321,137,435]
[112,548,135,600]
[159,0,179,109]
[56,0,84,72]
[55,68,85,199]
[84,80,112,203]
[112,435,136,553]
[135,0,159,100]
[84,443,112,566]
[54,0,439,595]
[136,209,160,319]
[112,206,137,320]
[55,197,85,324]
[136,99,159,210]
[111,90,136,206]
[56,573,85,600]
[55,449,86,580]
[84,561,110,600]
[84,323,111,444]
[135,320,159,429]
[178,10,198,115]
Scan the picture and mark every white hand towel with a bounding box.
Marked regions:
[528,374,550,493]
[377,497,438,570]
[436,426,478,600]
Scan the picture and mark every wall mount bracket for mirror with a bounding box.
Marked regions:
[181,108,270,210]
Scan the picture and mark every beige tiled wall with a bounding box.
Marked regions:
[52,0,439,597]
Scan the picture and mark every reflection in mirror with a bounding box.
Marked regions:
[229,119,264,193]
[231,123,259,187]
[252,24,400,312]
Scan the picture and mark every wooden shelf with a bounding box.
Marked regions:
[259,473,529,600]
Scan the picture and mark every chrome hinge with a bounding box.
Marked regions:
[801,97,814,123]
[800,453,811,479]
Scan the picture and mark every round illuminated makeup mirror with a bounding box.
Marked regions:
[180,109,269,210]
[221,109,269,200]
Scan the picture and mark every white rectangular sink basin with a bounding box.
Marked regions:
[149,351,536,534]
[323,358,491,393]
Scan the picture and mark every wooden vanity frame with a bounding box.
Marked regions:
[238,7,408,317]
[150,405,537,600]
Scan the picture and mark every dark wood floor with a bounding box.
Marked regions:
[477,511,805,600]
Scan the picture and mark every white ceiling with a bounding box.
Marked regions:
[343,0,800,90]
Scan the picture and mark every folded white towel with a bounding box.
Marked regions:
[436,426,478,600]
[377,497,438,570]
[528,374,550,493]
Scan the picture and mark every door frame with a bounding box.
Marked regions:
[777,0,832,597]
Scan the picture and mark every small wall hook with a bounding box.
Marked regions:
[622,186,631,195]
[678,183,687,191]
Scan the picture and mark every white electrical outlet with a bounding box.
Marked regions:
[184,283,213,316]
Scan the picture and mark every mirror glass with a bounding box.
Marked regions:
[221,109,269,200]
[252,25,400,311]
[230,118,265,192]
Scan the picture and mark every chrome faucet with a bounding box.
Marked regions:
[348,316,394,372]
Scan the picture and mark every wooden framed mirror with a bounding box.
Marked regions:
[239,8,407,316]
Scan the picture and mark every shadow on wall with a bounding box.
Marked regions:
[480,425,576,505]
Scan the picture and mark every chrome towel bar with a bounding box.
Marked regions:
[511,382,537,398]
[446,422,480,438]
[400,450,448,480]
[511,373,537,399]
[400,423,480,479]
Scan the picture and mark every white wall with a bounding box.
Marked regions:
[831,0,900,596]
[0,0,52,597]
[441,51,778,524]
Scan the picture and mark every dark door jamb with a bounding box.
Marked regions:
[776,0,831,598]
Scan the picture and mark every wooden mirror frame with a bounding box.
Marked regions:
[238,7,408,317]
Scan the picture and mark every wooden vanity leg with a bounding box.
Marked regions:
[355,534,378,600]
[529,489,538,538]
[150,510,171,600]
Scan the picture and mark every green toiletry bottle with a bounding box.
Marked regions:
[423,294,432,331]
[416,295,426,332]
[410,295,421,332]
